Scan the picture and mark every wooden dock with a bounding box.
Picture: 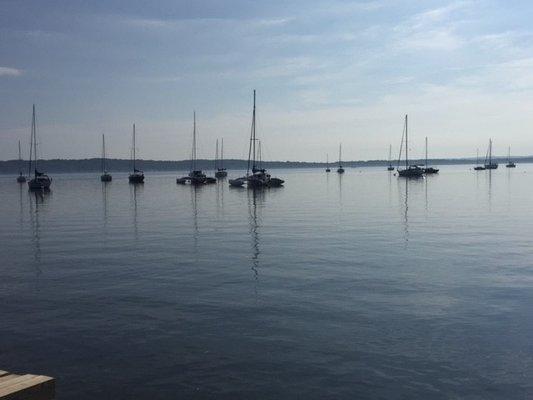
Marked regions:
[0,370,54,400]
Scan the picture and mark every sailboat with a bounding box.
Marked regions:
[100,134,112,182]
[215,138,228,178]
[177,111,216,184]
[397,114,424,178]
[229,90,284,188]
[325,153,331,172]
[16,140,26,182]
[506,146,516,168]
[336,144,345,174]
[423,137,439,174]
[387,144,394,171]
[128,123,145,183]
[474,148,485,170]
[484,139,498,169]
[27,105,52,190]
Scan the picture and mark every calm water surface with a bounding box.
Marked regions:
[1,166,533,399]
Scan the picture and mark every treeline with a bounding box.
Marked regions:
[0,157,531,173]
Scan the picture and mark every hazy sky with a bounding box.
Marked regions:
[1,0,533,161]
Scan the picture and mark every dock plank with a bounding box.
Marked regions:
[0,371,54,400]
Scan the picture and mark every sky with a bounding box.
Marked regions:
[2,0,533,162]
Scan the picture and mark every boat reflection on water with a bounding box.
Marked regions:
[28,190,47,275]
[247,189,265,298]
[130,183,143,241]
[102,181,109,231]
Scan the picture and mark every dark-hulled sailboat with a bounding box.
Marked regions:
[27,105,52,191]
[177,111,216,185]
[128,124,144,183]
[397,114,424,178]
[215,138,228,178]
[100,134,112,182]
[326,153,331,172]
[474,148,485,170]
[387,144,394,171]
[484,139,498,169]
[229,90,283,188]
[16,140,26,183]
[423,137,439,174]
[506,146,516,168]
[337,144,345,174]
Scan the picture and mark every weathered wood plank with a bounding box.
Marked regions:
[0,372,54,400]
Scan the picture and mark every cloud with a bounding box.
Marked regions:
[0,67,23,77]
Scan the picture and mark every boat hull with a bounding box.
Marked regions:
[215,170,227,178]
[506,163,516,168]
[128,173,144,183]
[17,175,27,183]
[28,176,52,191]
[474,166,485,171]
[424,167,439,174]
[337,168,345,174]
[100,174,112,182]
[398,167,424,178]
[484,164,498,169]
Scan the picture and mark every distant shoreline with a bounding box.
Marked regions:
[1,157,531,173]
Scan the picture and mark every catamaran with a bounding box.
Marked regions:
[128,124,145,183]
[336,144,345,174]
[16,140,26,183]
[177,111,216,185]
[27,105,52,190]
[100,134,112,182]
[215,138,228,178]
[397,114,424,178]
[423,137,439,174]
[506,146,516,168]
[229,90,284,188]
[484,139,498,169]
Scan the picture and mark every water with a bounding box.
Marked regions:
[1,166,533,399]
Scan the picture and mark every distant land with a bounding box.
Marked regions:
[1,157,532,174]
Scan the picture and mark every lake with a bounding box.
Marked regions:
[1,166,533,399]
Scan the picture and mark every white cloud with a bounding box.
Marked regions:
[0,67,23,77]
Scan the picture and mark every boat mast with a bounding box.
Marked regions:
[102,134,106,173]
[252,90,256,171]
[132,123,136,172]
[489,139,492,166]
[326,153,329,167]
[339,143,342,166]
[191,111,197,171]
[18,140,22,175]
[388,144,392,165]
[476,148,479,165]
[33,104,37,177]
[425,136,428,167]
[215,138,219,170]
[221,138,224,169]
[405,114,408,169]
[508,145,511,163]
